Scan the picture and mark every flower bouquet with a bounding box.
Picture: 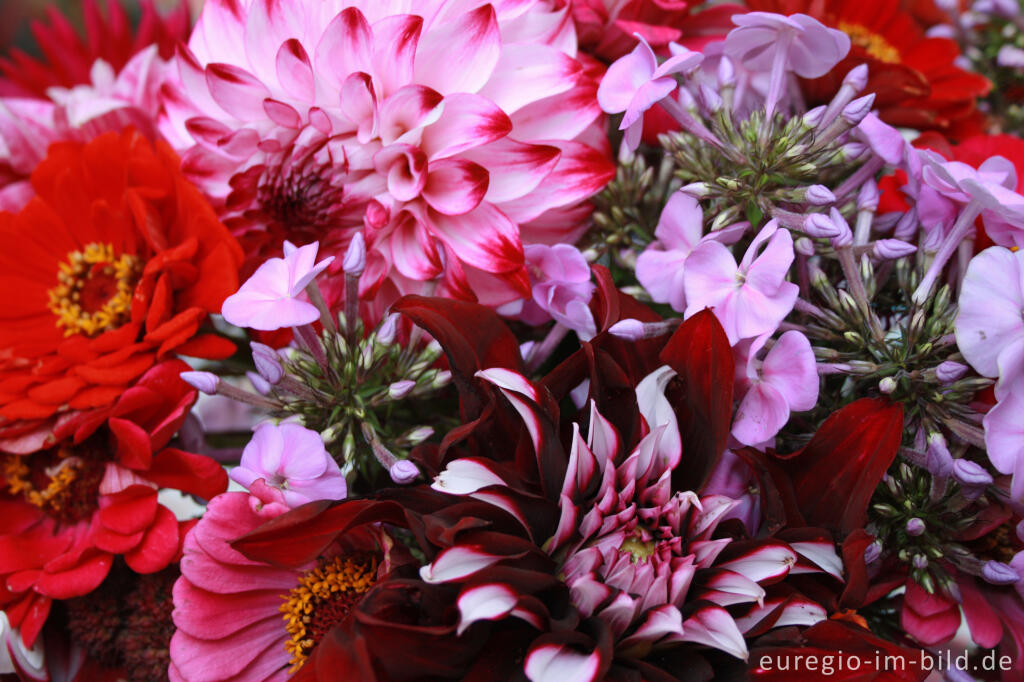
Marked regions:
[1,0,1024,680]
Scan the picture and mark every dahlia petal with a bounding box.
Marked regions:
[429,203,523,274]
[389,213,443,280]
[479,44,581,115]
[315,7,373,91]
[262,98,302,129]
[718,544,797,584]
[461,138,560,204]
[375,143,428,201]
[620,605,685,651]
[421,93,512,160]
[456,583,517,635]
[419,546,504,583]
[378,85,444,145]
[585,402,620,471]
[699,570,767,607]
[370,13,423,96]
[275,38,316,102]
[524,643,602,682]
[414,4,500,95]
[423,158,489,216]
[205,63,272,121]
[680,605,748,661]
[339,72,379,143]
[789,540,844,579]
[432,457,507,495]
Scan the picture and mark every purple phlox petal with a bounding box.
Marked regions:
[955,247,1024,378]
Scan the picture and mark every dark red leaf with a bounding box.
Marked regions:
[775,398,904,535]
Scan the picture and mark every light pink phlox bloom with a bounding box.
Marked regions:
[854,113,905,166]
[221,240,334,330]
[724,12,849,118]
[724,13,849,80]
[956,246,1024,399]
[229,421,347,516]
[920,150,1024,248]
[636,192,746,313]
[683,220,799,345]
[597,36,702,150]
[983,380,1024,505]
[0,48,170,211]
[731,331,818,447]
[506,243,597,341]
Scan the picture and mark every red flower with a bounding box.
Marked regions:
[0,129,243,450]
[0,0,189,99]
[747,0,991,137]
[0,360,228,649]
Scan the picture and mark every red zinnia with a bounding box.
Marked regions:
[748,0,991,137]
[0,359,228,650]
[0,129,243,451]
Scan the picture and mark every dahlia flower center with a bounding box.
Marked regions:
[47,242,141,337]
[2,440,107,522]
[620,534,657,564]
[255,144,351,239]
[280,554,377,672]
[837,22,900,64]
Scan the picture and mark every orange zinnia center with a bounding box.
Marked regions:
[47,242,140,337]
[838,22,901,64]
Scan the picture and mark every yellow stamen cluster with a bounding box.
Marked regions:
[280,554,377,672]
[3,448,80,513]
[47,242,140,337]
[838,22,901,64]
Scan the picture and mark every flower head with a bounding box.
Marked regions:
[229,422,347,515]
[221,241,333,331]
[161,0,614,312]
[682,221,799,345]
[504,243,597,340]
[0,130,242,447]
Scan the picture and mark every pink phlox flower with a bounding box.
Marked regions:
[731,331,818,447]
[854,113,906,166]
[723,13,850,119]
[920,151,1024,249]
[504,243,597,341]
[221,240,334,330]
[229,421,347,517]
[984,380,1024,507]
[683,219,799,344]
[636,191,746,313]
[956,246,1024,399]
[597,36,702,150]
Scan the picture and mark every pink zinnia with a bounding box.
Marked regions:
[160,0,614,314]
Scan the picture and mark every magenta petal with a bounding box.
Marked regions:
[429,203,523,274]
[274,39,315,103]
[421,93,512,160]
[205,63,272,121]
[414,4,501,95]
[479,44,582,115]
[314,7,373,91]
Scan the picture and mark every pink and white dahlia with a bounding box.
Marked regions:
[161,0,615,314]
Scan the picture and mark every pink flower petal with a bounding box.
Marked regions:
[414,4,501,95]
[423,158,489,216]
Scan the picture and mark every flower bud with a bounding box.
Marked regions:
[717,55,736,87]
[251,342,284,384]
[679,182,711,198]
[841,93,876,126]
[803,105,826,128]
[982,560,1020,585]
[377,313,399,345]
[925,432,953,478]
[842,64,869,92]
[181,371,219,394]
[343,232,366,276]
[698,84,722,113]
[432,370,452,389]
[879,377,897,394]
[873,239,917,260]
[828,207,853,247]
[905,518,926,536]
[405,426,434,445]
[803,213,842,238]
[389,460,420,485]
[912,554,929,569]
[893,208,919,240]
[864,541,883,564]
[804,185,836,206]
[608,318,645,341]
[857,180,879,212]
[794,237,815,257]
[246,371,272,395]
[388,380,416,400]
[953,460,992,499]
[935,360,968,384]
